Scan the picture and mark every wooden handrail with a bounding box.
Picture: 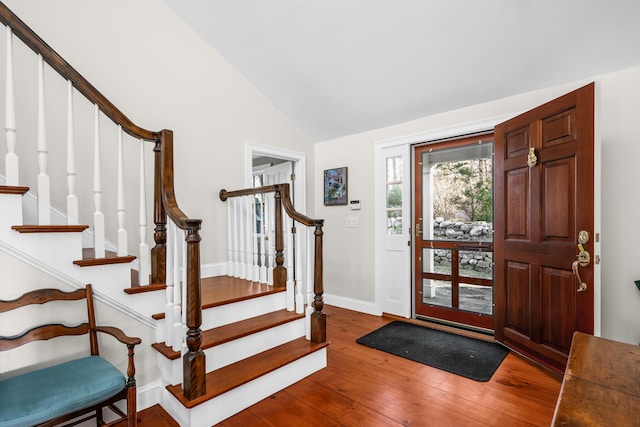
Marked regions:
[220,184,322,226]
[0,2,157,141]
[161,133,205,400]
[220,184,326,343]
[0,2,206,400]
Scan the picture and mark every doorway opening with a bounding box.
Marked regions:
[414,133,494,331]
[245,142,310,293]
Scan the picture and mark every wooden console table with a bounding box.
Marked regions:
[552,331,640,426]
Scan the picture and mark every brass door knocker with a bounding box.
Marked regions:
[527,147,537,168]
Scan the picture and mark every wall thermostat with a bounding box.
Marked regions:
[349,200,361,210]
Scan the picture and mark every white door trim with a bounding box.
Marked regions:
[244,141,306,214]
[374,113,517,318]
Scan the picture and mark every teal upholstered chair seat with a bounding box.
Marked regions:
[0,356,125,427]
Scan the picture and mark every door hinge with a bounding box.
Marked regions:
[290,173,295,181]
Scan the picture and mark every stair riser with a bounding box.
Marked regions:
[201,292,287,330]
[157,318,306,385]
[161,347,327,427]
[0,194,23,227]
[2,229,84,270]
[153,291,289,345]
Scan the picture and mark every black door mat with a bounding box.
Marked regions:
[356,321,508,381]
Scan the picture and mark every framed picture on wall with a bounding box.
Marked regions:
[324,167,348,206]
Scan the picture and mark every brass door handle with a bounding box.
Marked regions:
[415,223,422,236]
[572,250,590,292]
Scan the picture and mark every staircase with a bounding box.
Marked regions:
[0,185,328,425]
[154,277,327,426]
[0,2,327,426]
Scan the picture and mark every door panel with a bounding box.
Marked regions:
[505,261,530,335]
[506,168,529,239]
[542,158,574,240]
[494,83,594,374]
[540,267,575,352]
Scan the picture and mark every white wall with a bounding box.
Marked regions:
[0,0,315,268]
[315,66,640,346]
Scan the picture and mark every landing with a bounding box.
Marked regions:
[152,276,284,321]
[201,276,285,309]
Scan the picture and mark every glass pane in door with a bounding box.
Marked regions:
[414,136,494,330]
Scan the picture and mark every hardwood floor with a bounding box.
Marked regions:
[137,305,562,426]
[220,305,561,426]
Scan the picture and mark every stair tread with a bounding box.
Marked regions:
[0,185,29,195]
[201,276,286,309]
[152,309,305,360]
[73,248,136,267]
[12,224,89,233]
[166,337,329,408]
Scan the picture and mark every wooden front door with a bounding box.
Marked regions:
[414,134,495,330]
[494,83,595,374]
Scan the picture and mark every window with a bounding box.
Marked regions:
[386,156,403,235]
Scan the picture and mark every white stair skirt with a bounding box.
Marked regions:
[161,347,327,427]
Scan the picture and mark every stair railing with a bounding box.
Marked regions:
[0,2,206,399]
[220,184,326,343]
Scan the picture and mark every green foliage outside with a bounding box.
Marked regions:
[387,185,402,208]
[433,159,492,222]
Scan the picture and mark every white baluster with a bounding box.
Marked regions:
[172,223,183,352]
[116,126,127,256]
[259,194,267,283]
[286,217,295,312]
[236,197,247,279]
[266,193,274,285]
[240,196,248,279]
[138,140,150,285]
[245,195,255,281]
[232,198,241,278]
[178,232,187,352]
[164,221,175,347]
[93,104,105,257]
[295,222,306,315]
[37,55,50,224]
[4,27,18,186]
[305,227,315,340]
[237,196,244,279]
[226,198,234,277]
[305,293,314,340]
[66,81,78,224]
[306,227,314,306]
[251,195,259,281]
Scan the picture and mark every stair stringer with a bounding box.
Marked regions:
[160,347,328,427]
[0,191,164,323]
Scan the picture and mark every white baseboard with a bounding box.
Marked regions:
[323,293,381,316]
[201,262,228,278]
[137,381,162,411]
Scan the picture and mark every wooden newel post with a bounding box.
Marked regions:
[273,187,287,288]
[183,222,206,400]
[151,139,166,284]
[311,223,326,343]
[126,344,138,427]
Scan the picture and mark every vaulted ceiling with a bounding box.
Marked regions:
[161,0,640,142]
